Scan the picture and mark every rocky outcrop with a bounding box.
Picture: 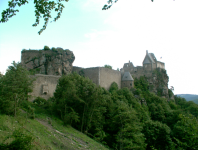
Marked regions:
[147,68,169,98]
[21,48,75,75]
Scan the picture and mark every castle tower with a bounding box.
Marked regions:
[143,50,157,71]
[121,72,134,89]
[122,60,134,73]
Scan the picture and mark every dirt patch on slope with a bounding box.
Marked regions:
[36,118,92,150]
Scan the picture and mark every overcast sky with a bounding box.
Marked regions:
[0,0,198,95]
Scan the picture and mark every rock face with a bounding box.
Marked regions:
[121,51,170,99]
[21,48,75,75]
[147,68,169,98]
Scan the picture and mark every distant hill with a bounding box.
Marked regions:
[176,94,198,104]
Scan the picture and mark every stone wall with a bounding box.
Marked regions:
[29,74,60,101]
[143,63,153,71]
[157,61,165,69]
[29,66,121,100]
[73,66,121,90]
[73,67,100,85]
[99,67,121,90]
[121,80,133,89]
[72,66,84,74]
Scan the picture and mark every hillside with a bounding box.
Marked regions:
[177,94,198,104]
[0,112,108,150]
[1,63,198,150]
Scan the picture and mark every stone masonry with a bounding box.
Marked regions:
[21,49,167,100]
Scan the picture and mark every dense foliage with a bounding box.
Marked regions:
[0,129,34,150]
[52,73,198,149]
[1,65,198,149]
[0,62,34,116]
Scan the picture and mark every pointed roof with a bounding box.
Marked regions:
[149,53,157,62]
[122,72,133,81]
[143,50,156,64]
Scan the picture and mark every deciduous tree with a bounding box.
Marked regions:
[0,61,33,116]
[1,0,154,34]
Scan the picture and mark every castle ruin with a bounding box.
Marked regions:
[21,49,168,100]
[121,50,165,78]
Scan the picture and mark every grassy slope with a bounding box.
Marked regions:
[0,112,108,150]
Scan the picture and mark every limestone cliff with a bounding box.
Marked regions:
[147,68,169,98]
[21,48,75,75]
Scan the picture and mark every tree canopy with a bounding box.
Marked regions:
[0,0,154,35]
[0,61,34,116]
[1,67,198,149]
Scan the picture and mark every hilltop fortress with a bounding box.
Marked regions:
[21,48,168,101]
[121,50,165,78]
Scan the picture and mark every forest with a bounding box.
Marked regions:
[0,62,198,150]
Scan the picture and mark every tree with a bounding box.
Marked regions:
[0,61,34,116]
[53,73,107,138]
[1,0,154,34]
[104,65,112,69]
[0,0,68,35]
[44,45,50,50]
[172,114,198,149]
[102,0,154,10]
[103,87,146,149]
[0,72,3,77]
[109,82,118,93]
[143,120,174,150]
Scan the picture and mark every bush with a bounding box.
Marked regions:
[56,47,64,52]
[44,45,50,50]
[104,65,112,69]
[33,97,47,106]
[109,82,118,93]
[51,47,56,52]
[168,89,174,98]
[20,100,35,119]
[0,129,34,150]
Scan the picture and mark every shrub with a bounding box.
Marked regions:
[56,47,64,52]
[104,65,112,69]
[21,49,27,52]
[109,82,118,93]
[168,89,174,98]
[33,97,47,106]
[0,129,34,150]
[44,45,50,50]
[20,100,35,119]
[51,47,56,52]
